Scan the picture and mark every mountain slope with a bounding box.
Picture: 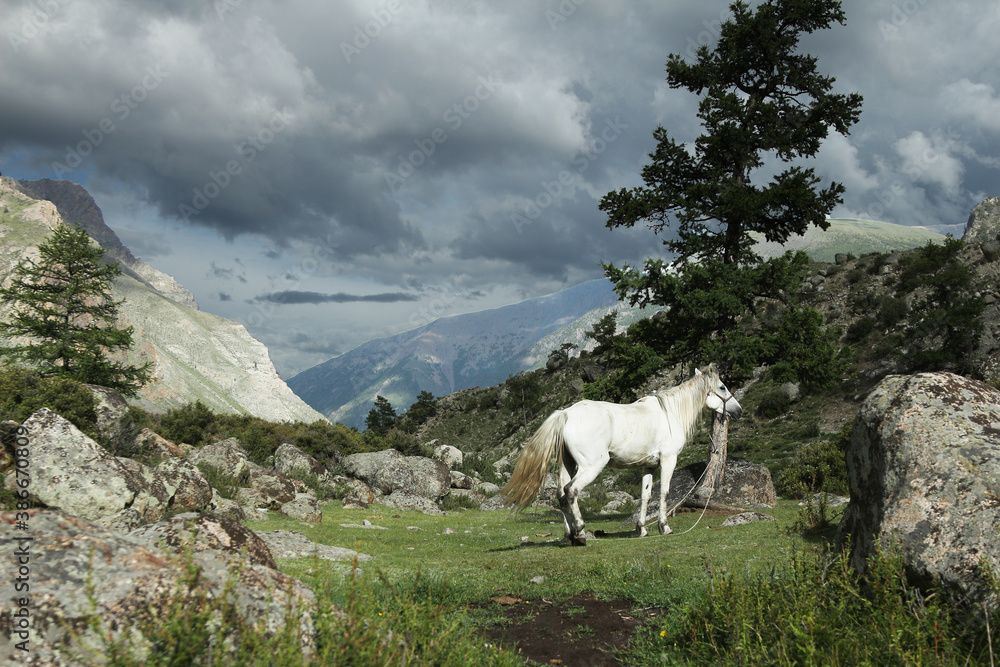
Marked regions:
[0,177,326,423]
[287,279,636,427]
[291,217,948,428]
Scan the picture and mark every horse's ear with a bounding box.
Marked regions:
[707,363,717,375]
[695,368,703,376]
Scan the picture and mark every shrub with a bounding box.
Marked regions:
[774,423,851,497]
[0,365,98,437]
[843,316,876,344]
[755,387,792,419]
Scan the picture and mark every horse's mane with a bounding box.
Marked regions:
[654,368,717,442]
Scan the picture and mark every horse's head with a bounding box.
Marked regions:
[697,365,743,420]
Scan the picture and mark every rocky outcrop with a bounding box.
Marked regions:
[836,372,1000,615]
[128,512,277,569]
[154,457,213,511]
[623,457,776,528]
[280,493,323,524]
[341,449,451,500]
[274,442,328,479]
[963,195,1000,244]
[190,437,252,479]
[0,179,328,424]
[7,409,167,529]
[432,442,464,469]
[0,510,317,665]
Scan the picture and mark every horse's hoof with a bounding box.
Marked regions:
[636,526,649,538]
[658,524,673,536]
[570,533,587,546]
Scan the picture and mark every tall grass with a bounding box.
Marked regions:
[636,546,1000,666]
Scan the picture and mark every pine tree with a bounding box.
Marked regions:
[600,0,863,373]
[365,395,397,435]
[0,224,152,397]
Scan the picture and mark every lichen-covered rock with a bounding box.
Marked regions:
[450,470,475,489]
[274,442,328,479]
[208,488,247,523]
[0,510,316,665]
[190,437,252,479]
[84,384,129,442]
[281,493,322,524]
[433,442,464,469]
[623,457,776,528]
[154,457,213,511]
[963,195,1000,244]
[836,372,1000,615]
[342,449,451,500]
[246,463,297,507]
[6,409,166,528]
[128,512,277,569]
[133,428,187,459]
[722,511,776,527]
[256,529,373,562]
[379,490,446,516]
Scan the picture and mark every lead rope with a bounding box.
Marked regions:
[640,418,720,536]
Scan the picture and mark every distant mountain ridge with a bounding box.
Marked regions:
[0,177,325,423]
[287,279,632,428]
[291,217,946,428]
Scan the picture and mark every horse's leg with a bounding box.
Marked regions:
[557,458,573,540]
[562,461,606,546]
[636,472,653,538]
[657,453,679,535]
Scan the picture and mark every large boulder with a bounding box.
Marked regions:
[5,409,166,529]
[280,493,323,524]
[245,463,297,508]
[963,195,1000,244]
[623,457,776,528]
[128,512,277,569]
[132,428,187,459]
[274,442,328,479]
[432,442,464,469]
[836,372,1000,615]
[84,384,129,443]
[341,449,451,500]
[0,510,317,665]
[154,457,213,511]
[189,437,253,479]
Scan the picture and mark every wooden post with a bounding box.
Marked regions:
[697,411,729,498]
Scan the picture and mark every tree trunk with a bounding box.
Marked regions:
[697,412,729,498]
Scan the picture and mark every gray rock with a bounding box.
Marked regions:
[433,443,464,469]
[474,480,501,496]
[379,490,446,516]
[963,195,1000,244]
[450,470,475,489]
[245,462,297,508]
[982,239,1000,262]
[834,253,849,265]
[128,512,277,569]
[190,437,252,479]
[133,428,187,459]
[154,457,213,511]
[84,384,129,442]
[836,372,1000,616]
[208,488,248,523]
[623,457,776,527]
[7,409,165,528]
[448,488,487,505]
[342,449,451,500]
[281,493,323,524]
[721,511,776,527]
[256,529,373,562]
[274,442,328,479]
[0,510,317,665]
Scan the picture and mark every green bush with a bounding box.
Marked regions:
[755,387,792,419]
[774,423,851,498]
[843,316,876,344]
[0,365,98,438]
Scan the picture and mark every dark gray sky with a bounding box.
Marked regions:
[2,0,998,376]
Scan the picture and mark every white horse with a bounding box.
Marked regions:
[500,365,742,545]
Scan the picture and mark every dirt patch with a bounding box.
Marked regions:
[475,591,663,666]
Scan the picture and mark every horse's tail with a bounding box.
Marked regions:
[500,410,567,512]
